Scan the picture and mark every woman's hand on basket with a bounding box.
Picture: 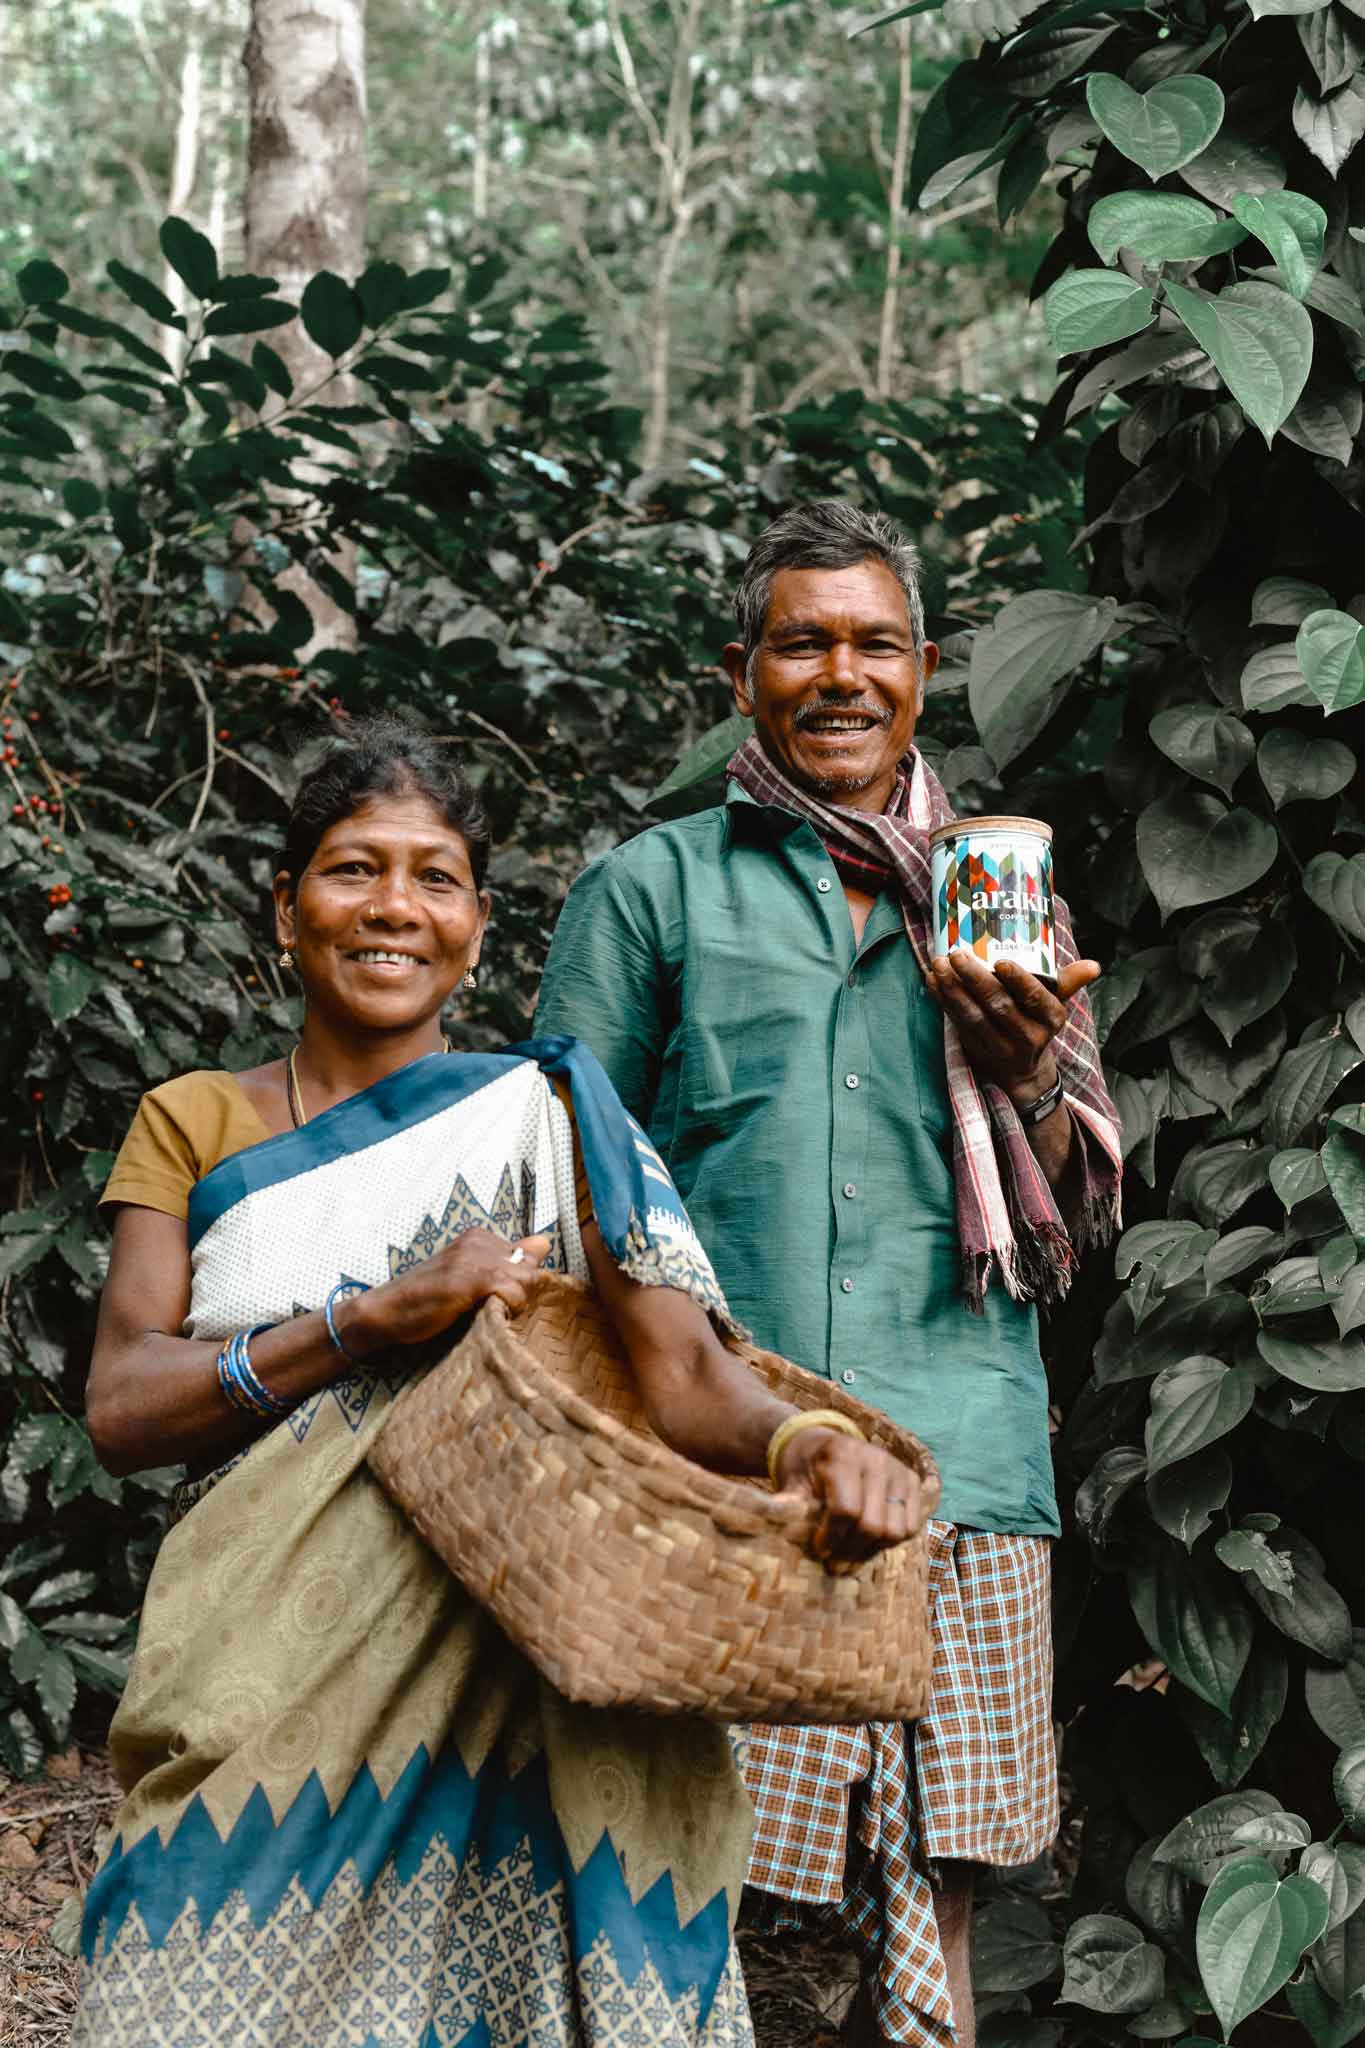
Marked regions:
[775,1430,925,1564]
[338,1229,552,1355]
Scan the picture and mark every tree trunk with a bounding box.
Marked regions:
[242,0,367,658]
[161,6,206,375]
[875,23,912,401]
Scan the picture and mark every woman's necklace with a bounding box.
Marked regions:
[287,1038,452,1130]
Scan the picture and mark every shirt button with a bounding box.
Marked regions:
[841,1369,856,1385]
[843,1182,857,1199]
[847,971,858,990]
[840,1276,854,1293]
[816,876,833,894]
[844,1073,860,1090]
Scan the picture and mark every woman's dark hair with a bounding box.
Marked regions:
[280,715,491,892]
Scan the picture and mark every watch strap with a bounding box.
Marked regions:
[1016,1073,1066,1127]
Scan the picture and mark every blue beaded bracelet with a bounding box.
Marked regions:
[325,1280,371,1366]
[216,1323,288,1419]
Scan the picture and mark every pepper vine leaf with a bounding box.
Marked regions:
[1164,280,1314,443]
[1086,72,1226,180]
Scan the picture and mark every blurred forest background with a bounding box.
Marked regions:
[8,0,1365,2044]
[3,0,1057,453]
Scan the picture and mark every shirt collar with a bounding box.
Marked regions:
[722,778,805,842]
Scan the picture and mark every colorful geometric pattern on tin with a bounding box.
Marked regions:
[936,837,1053,966]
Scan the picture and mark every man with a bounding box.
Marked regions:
[534,503,1122,2048]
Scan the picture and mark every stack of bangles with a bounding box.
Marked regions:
[216,1324,291,1419]
[216,1280,372,1420]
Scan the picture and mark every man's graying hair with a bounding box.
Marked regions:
[733,502,926,669]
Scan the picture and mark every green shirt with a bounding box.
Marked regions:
[534,785,1059,1537]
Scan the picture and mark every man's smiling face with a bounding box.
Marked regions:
[724,558,939,814]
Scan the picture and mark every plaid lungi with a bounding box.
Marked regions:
[744,1525,1056,2047]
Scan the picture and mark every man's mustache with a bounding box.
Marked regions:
[792,699,894,731]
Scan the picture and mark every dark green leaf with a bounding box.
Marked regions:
[908,65,1017,211]
[1282,380,1363,464]
[1148,1445,1233,1548]
[1307,1631,1365,1748]
[1289,1969,1365,2048]
[1229,191,1327,301]
[1197,1856,1330,2039]
[1060,1914,1165,2013]
[1304,853,1365,941]
[1241,641,1316,713]
[1259,1328,1365,1392]
[1252,576,1335,625]
[1180,1637,1289,1788]
[652,715,751,804]
[158,216,219,300]
[1136,791,1279,920]
[1088,192,1246,267]
[1244,1531,1358,1654]
[46,954,94,1025]
[300,272,364,356]
[972,1900,1062,1992]
[17,261,69,307]
[1128,1544,1254,1711]
[1336,1744,1365,1825]
[6,354,82,401]
[1180,133,1287,209]
[1149,706,1254,799]
[1298,6,1365,92]
[251,341,294,400]
[202,299,296,337]
[1294,75,1365,178]
[1043,271,1156,355]
[1264,1033,1364,1149]
[1298,610,1365,713]
[1217,1529,1297,1597]
[1156,1790,1285,1882]
[1127,1837,1192,1942]
[1076,1445,1148,1544]
[1165,280,1314,444]
[1324,1105,1365,1237]
[968,590,1118,767]
[1146,1358,1256,1474]
[1258,729,1355,807]
[1087,72,1226,180]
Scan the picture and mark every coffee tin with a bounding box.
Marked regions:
[929,815,1056,985]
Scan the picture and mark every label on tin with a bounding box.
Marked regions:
[931,827,1056,982]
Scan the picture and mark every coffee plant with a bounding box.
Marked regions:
[0,223,1084,1784]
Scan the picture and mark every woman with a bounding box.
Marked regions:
[77,716,921,2048]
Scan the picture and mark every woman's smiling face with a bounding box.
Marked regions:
[274,791,489,1037]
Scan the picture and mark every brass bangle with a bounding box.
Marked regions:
[766,1408,866,1488]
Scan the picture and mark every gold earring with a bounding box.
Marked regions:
[462,969,478,991]
[279,948,294,970]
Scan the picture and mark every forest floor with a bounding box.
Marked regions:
[0,1739,853,2048]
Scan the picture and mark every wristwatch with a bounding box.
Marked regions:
[1016,1073,1065,1126]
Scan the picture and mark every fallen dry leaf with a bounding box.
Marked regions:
[0,1832,40,1872]
[46,1746,83,1784]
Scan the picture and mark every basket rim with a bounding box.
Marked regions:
[430,1273,943,1540]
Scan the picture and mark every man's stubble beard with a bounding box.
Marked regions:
[794,763,880,802]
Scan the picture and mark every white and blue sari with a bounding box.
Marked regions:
[75,1039,755,2048]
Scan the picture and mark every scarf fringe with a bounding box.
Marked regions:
[963,1219,1079,1316]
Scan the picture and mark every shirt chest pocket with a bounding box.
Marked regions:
[674,935,820,1126]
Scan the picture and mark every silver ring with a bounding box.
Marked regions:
[887,1494,906,1505]
[506,1247,525,1265]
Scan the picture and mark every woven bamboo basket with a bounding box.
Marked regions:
[367,1270,941,1724]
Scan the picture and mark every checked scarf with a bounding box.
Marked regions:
[727,735,1123,1309]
